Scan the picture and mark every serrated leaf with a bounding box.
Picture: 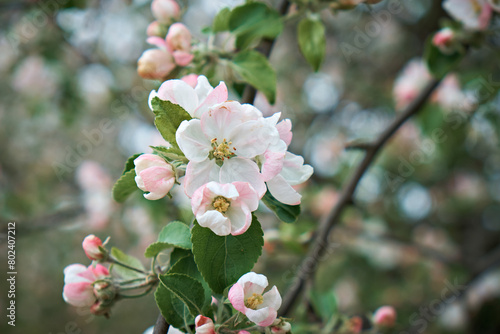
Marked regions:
[261,191,301,223]
[212,7,231,32]
[298,17,326,72]
[228,2,283,49]
[230,50,276,104]
[145,221,193,258]
[110,247,146,279]
[159,273,205,316]
[424,37,464,79]
[122,153,142,175]
[191,216,264,294]
[170,248,192,267]
[112,169,138,203]
[151,97,192,148]
[310,289,337,323]
[155,284,195,330]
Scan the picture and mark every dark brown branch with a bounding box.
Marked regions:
[279,77,442,316]
[153,313,169,334]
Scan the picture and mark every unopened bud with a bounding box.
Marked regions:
[82,235,106,260]
[151,0,180,24]
[137,49,176,80]
[93,281,117,303]
[373,305,397,327]
[432,28,455,53]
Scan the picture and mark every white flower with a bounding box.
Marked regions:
[228,272,282,327]
[191,182,259,236]
[176,101,280,197]
[443,0,492,30]
[149,75,228,118]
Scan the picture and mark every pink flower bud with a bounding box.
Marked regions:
[151,0,180,24]
[166,23,194,66]
[82,234,105,260]
[195,315,215,334]
[137,49,176,80]
[63,264,109,308]
[432,28,455,49]
[373,305,397,327]
[134,154,176,200]
[147,21,164,37]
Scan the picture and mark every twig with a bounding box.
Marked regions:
[153,313,170,334]
[279,77,442,316]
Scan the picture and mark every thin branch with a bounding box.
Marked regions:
[153,313,170,334]
[279,77,442,316]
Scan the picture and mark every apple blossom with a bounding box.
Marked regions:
[134,154,176,200]
[393,59,432,110]
[62,263,110,308]
[151,0,180,24]
[149,75,227,118]
[373,305,397,327]
[82,234,106,260]
[166,23,194,66]
[195,315,216,334]
[176,101,280,197]
[443,0,492,30]
[192,181,259,236]
[137,49,176,80]
[432,27,456,53]
[147,21,164,37]
[228,272,282,327]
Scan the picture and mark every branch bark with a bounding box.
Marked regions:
[153,313,169,334]
[279,77,442,316]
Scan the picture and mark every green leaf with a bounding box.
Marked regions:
[150,146,186,162]
[261,191,301,223]
[309,289,337,323]
[151,97,192,148]
[191,216,264,294]
[122,153,142,175]
[212,7,231,33]
[170,248,192,267]
[110,247,146,279]
[145,221,193,258]
[298,17,326,72]
[112,169,138,203]
[155,284,195,330]
[159,273,205,316]
[230,50,277,104]
[424,37,464,79]
[228,2,284,49]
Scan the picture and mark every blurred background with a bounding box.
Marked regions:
[1,0,500,333]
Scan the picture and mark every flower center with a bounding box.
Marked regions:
[472,0,482,13]
[210,138,236,161]
[212,196,231,213]
[244,293,264,310]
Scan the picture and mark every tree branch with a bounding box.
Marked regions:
[153,313,169,334]
[279,77,443,316]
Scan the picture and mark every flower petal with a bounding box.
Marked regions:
[176,119,211,162]
[197,210,231,236]
[228,282,246,313]
[261,286,282,311]
[245,307,276,327]
[157,79,198,115]
[229,118,279,159]
[220,158,266,198]
[276,119,292,146]
[226,203,251,235]
[281,152,314,185]
[193,81,228,118]
[237,272,268,296]
[184,160,220,197]
[266,174,302,206]
[232,182,259,212]
[63,282,95,307]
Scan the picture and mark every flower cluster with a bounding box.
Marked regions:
[138,0,195,80]
[135,75,313,236]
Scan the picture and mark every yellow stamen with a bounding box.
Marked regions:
[244,293,264,310]
[212,196,231,213]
